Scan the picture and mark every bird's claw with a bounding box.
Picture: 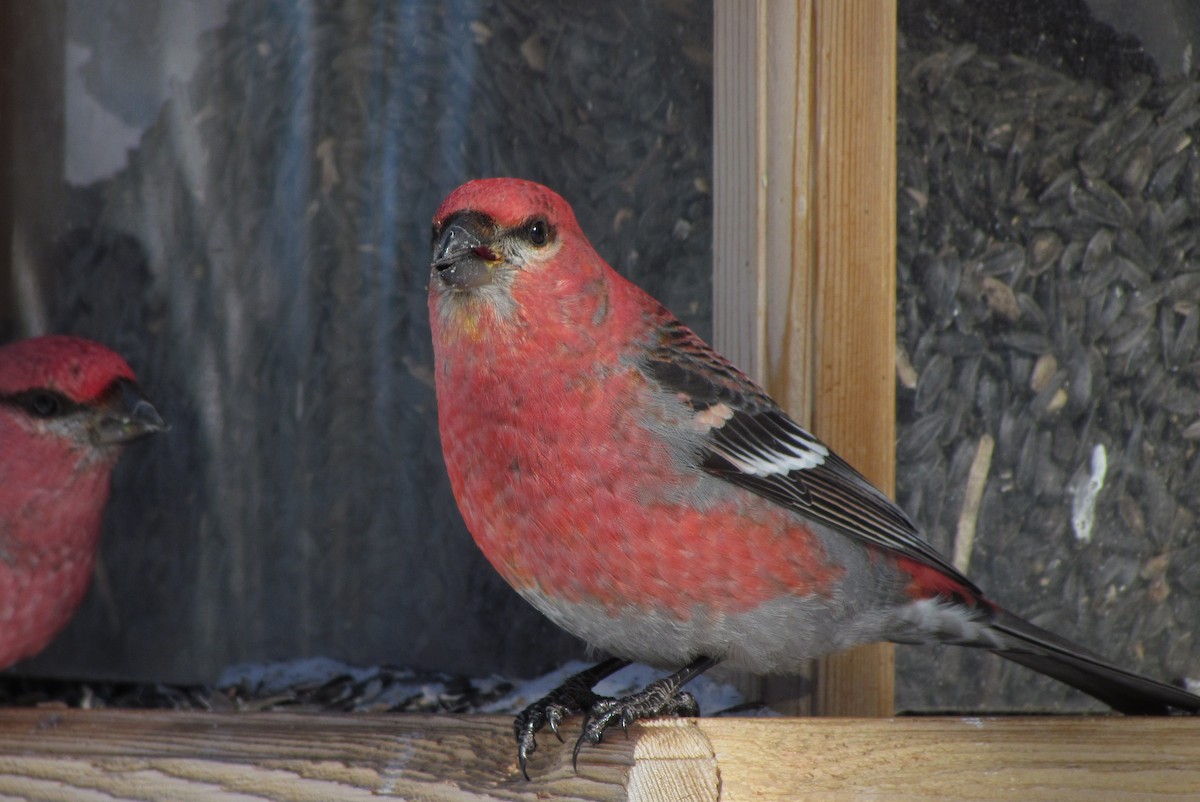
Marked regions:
[517,730,535,781]
[515,701,572,779]
[546,704,567,741]
[510,656,712,778]
[571,686,700,768]
[512,658,631,779]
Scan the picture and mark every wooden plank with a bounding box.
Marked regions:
[808,0,898,720]
[714,0,897,715]
[698,716,1200,802]
[0,710,1195,800]
[0,710,633,801]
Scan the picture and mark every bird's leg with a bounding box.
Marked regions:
[514,657,630,779]
[573,655,719,767]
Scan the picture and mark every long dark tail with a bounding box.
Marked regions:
[989,608,1199,715]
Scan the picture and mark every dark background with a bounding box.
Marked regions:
[1,0,713,684]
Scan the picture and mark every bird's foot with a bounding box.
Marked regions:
[571,655,718,767]
[513,657,629,779]
[572,683,699,764]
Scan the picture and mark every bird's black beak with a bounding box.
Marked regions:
[94,378,168,446]
[431,212,500,290]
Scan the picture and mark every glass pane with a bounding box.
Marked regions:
[897,0,1200,711]
[2,0,712,683]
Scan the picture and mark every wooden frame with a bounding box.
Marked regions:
[714,0,896,716]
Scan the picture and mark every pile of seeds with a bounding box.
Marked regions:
[0,667,513,714]
[894,32,1200,711]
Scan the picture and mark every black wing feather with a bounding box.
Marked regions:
[640,317,977,593]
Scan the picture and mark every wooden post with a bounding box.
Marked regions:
[809,0,898,719]
[714,0,897,716]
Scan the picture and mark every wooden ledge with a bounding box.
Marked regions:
[0,710,1195,800]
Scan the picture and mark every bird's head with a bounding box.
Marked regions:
[0,335,167,456]
[429,178,608,339]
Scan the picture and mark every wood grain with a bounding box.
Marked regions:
[0,710,629,801]
[808,0,898,720]
[700,716,1200,802]
[0,711,1195,801]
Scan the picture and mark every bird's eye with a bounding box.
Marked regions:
[26,392,61,418]
[527,219,549,247]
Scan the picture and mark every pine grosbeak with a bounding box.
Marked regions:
[0,335,165,669]
[428,178,1200,776]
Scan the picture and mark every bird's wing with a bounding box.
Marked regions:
[639,317,977,593]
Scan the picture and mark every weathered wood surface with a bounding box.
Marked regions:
[703,716,1200,802]
[0,710,631,801]
[0,710,1196,801]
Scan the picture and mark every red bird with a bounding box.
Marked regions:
[428,178,1200,775]
[0,335,165,670]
